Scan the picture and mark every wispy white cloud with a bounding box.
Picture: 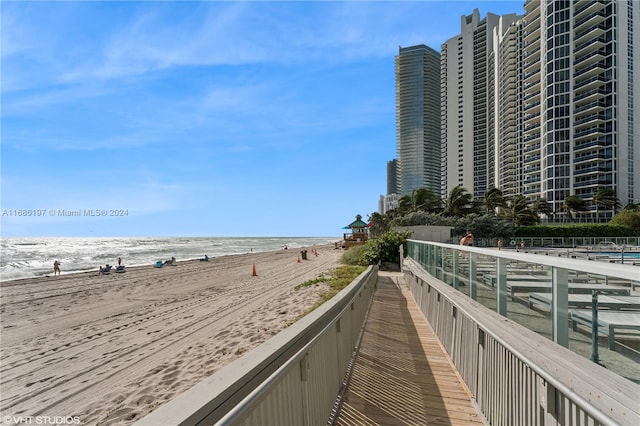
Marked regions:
[32,2,453,85]
[61,2,262,82]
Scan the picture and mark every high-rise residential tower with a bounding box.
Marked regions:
[491,16,525,200]
[520,0,639,221]
[441,10,519,201]
[386,159,398,195]
[395,44,441,196]
[379,159,399,214]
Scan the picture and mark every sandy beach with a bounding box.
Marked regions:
[0,244,343,425]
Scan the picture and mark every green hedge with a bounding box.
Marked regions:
[341,230,412,266]
[514,224,634,238]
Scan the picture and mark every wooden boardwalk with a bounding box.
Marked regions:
[335,272,483,426]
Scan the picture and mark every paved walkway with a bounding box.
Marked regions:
[335,272,484,425]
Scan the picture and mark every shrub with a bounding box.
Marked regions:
[452,214,515,239]
[341,230,411,266]
[609,210,640,235]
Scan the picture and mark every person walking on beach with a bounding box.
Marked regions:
[53,260,61,275]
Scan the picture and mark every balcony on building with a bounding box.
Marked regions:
[523,90,540,102]
[574,11,607,34]
[574,125,606,141]
[574,99,607,117]
[524,111,541,124]
[574,61,607,80]
[574,113,608,130]
[574,136,610,153]
[575,25,607,48]
[574,151,608,163]
[523,25,540,43]
[523,79,541,93]
[523,133,541,144]
[574,176,613,188]
[574,74,610,93]
[523,186,541,195]
[523,0,539,10]
[524,154,541,163]
[574,87,609,104]
[574,36,607,58]
[574,163,613,176]
[523,100,541,113]
[574,0,606,21]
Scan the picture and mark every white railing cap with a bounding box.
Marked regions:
[409,240,640,282]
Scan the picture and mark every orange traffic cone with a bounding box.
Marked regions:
[252,264,257,276]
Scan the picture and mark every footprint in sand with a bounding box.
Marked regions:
[136,394,155,406]
[149,365,166,374]
[100,407,136,424]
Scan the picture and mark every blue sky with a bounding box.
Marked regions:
[1,1,523,238]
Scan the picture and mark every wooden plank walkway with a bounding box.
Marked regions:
[335,272,484,426]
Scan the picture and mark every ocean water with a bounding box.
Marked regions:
[0,237,337,281]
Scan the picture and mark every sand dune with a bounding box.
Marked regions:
[0,245,342,425]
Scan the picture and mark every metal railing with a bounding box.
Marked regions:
[135,266,378,426]
[403,240,640,425]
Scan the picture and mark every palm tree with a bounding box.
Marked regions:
[442,185,475,217]
[395,188,442,216]
[367,212,390,239]
[532,197,553,221]
[502,195,539,226]
[483,187,506,216]
[624,202,640,212]
[396,195,413,216]
[592,187,620,222]
[562,195,588,222]
[412,188,441,213]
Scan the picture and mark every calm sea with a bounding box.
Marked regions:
[0,237,337,281]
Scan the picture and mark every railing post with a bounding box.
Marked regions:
[452,248,459,289]
[590,292,601,363]
[428,245,434,276]
[496,257,507,316]
[430,245,436,275]
[469,252,477,300]
[552,266,569,348]
[440,246,446,282]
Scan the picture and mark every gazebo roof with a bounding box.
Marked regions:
[347,218,368,228]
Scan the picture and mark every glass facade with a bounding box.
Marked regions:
[395,45,442,195]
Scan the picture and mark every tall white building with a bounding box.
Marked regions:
[491,17,525,200]
[395,45,441,196]
[439,1,639,221]
[441,10,519,201]
[519,0,640,220]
